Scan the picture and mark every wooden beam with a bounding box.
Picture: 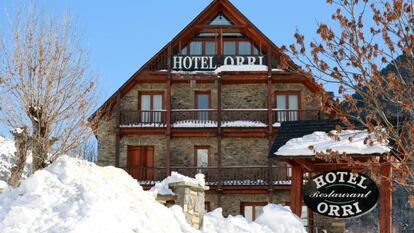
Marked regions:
[380,164,392,233]
[290,162,303,217]
[166,45,172,176]
[114,95,121,167]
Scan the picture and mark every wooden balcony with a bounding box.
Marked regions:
[120,109,322,128]
[123,166,292,186]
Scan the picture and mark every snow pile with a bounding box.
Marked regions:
[203,205,305,233]
[150,172,205,195]
[275,129,390,156]
[0,156,196,233]
[215,65,268,73]
[0,136,32,182]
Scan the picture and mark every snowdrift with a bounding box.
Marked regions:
[0,156,305,233]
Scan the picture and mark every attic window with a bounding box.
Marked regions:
[208,12,234,25]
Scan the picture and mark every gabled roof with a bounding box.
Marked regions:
[91,0,302,119]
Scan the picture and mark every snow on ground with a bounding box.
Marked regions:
[0,156,305,233]
[204,206,305,233]
[0,156,196,233]
[275,129,390,156]
[0,136,32,182]
[150,172,205,195]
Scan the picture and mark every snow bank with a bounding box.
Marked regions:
[0,156,305,233]
[203,205,305,233]
[0,136,32,182]
[275,129,390,156]
[0,180,7,191]
[255,205,306,233]
[0,156,196,233]
[150,172,205,195]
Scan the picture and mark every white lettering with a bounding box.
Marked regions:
[341,204,355,217]
[223,56,234,65]
[328,205,340,216]
[353,202,362,214]
[317,202,329,213]
[348,173,358,185]
[258,56,264,65]
[357,176,368,189]
[325,172,337,183]
[193,57,201,69]
[236,56,245,65]
[173,56,183,70]
[201,57,209,69]
[183,57,192,70]
[337,171,348,182]
[209,56,217,69]
[314,175,327,189]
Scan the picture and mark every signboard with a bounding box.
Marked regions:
[303,170,379,219]
[172,55,266,71]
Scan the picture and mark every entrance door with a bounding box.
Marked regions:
[127,146,154,180]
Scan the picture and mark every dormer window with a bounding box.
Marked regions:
[208,12,234,25]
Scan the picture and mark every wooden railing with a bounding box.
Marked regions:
[120,109,322,127]
[123,166,292,186]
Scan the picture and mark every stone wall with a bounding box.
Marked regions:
[221,137,269,166]
[171,137,218,166]
[168,181,208,229]
[171,83,217,109]
[222,84,267,109]
[96,116,117,166]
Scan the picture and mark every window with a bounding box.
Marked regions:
[223,41,236,55]
[190,41,203,55]
[209,12,234,25]
[241,202,267,221]
[238,41,252,55]
[205,42,216,55]
[195,91,211,121]
[275,92,300,122]
[195,146,210,167]
[139,92,164,123]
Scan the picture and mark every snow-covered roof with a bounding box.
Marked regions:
[275,130,390,156]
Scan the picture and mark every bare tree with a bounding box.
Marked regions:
[0,4,97,176]
[7,126,31,187]
[286,0,414,202]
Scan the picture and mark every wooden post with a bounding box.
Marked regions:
[290,162,303,217]
[166,45,172,176]
[217,75,223,207]
[114,94,121,167]
[267,43,273,200]
[380,164,392,233]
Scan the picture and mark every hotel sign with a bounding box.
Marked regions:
[172,55,266,71]
[303,170,379,219]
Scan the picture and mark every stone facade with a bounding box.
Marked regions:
[171,137,218,166]
[222,84,267,109]
[121,83,166,111]
[96,116,117,166]
[171,83,217,109]
[221,137,268,166]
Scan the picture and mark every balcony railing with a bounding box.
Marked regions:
[120,109,322,128]
[123,166,292,186]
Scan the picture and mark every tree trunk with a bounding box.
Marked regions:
[8,126,31,187]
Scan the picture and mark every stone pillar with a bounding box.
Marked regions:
[168,181,209,229]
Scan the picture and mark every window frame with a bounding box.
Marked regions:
[194,91,212,109]
[138,91,165,111]
[240,202,268,221]
[194,146,211,167]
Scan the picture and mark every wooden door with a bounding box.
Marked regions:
[127,146,154,180]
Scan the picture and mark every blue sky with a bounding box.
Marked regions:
[0,0,336,136]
